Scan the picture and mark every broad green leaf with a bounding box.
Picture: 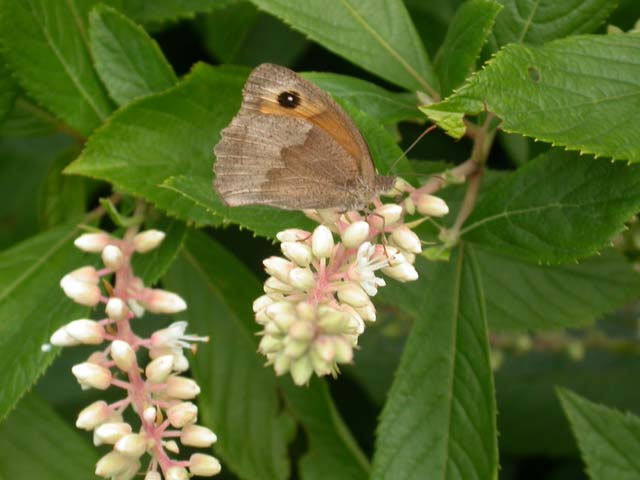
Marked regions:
[372,246,497,480]
[280,379,369,480]
[462,149,640,263]
[132,216,187,285]
[65,63,236,228]
[497,348,640,457]
[0,134,74,249]
[105,0,232,23]
[0,99,58,137]
[491,0,617,47]
[0,393,98,478]
[559,388,640,479]
[0,0,113,135]
[164,231,291,480]
[38,146,86,229]
[423,34,640,162]
[478,247,640,330]
[0,223,91,420]
[248,0,439,96]
[303,72,422,125]
[434,0,502,96]
[405,0,462,56]
[198,1,307,67]
[89,4,177,106]
[0,55,17,125]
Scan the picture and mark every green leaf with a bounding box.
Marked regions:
[0,223,91,420]
[0,99,58,137]
[491,0,617,47]
[65,63,239,227]
[0,134,74,249]
[478,247,640,330]
[38,146,86,230]
[423,34,640,162]
[131,216,186,285]
[105,0,231,23]
[434,0,502,96]
[280,379,370,480]
[197,1,307,67]
[462,149,640,263]
[303,72,422,125]
[559,388,640,480]
[164,231,292,480]
[89,4,177,106]
[248,0,439,96]
[371,246,498,480]
[0,393,98,478]
[0,55,18,125]
[0,0,113,136]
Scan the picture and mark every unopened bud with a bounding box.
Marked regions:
[311,225,334,258]
[382,263,419,282]
[145,355,174,383]
[140,289,187,314]
[60,271,101,307]
[163,440,180,454]
[252,294,274,313]
[289,267,315,291]
[374,204,403,225]
[111,340,136,372]
[74,232,110,253]
[166,376,201,400]
[342,221,370,248]
[391,226,422,254]
[276,229,309,242]
[181,424,217,447]
[95,451,131,477]
[106,297,129,321]
[165,466,189,480]
[72,362,112,390]
[133,230,165,253]
[167,402,198,428]
[263,257,294,283]
[115,433,147,458]
[280,241,312,267]
[264,276,294,294]
[337,283,370,307]
[94,422,132,445]
[189,453,222,476]
[334,337,354,363]
[288,320,315,342]
[102,245,124,270]
[416,194,449,217]
[143,406,157,424]
[145,472,161,480]
[76,400,110,430]
[290,356,314,385]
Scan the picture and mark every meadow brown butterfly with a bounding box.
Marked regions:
[213,63,396,211]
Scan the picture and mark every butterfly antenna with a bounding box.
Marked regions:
[387,124,437,174]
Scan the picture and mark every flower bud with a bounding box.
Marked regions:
[289,267,315,291]
[313,336,336,363]
[342,221,370,248]
[145,355,174,383]
[334,337,354,363]
[356,303,377,322]
[67,265,100,283]
[180,424,217,448]
[102,245,124,270]
[276,229,309,242]
[60,270,101,307]
[140,289,187,314]
[173,352,190,372]
[94,422,132,445]
[290,356,314,385]
[143,406,157,424]
[133,229,166,253]
[76,400,111,430]
[111,339,137,372]
[382,263,419,282]
[166,376,201,400]
[113,460,140,480]
[264,257,294,283]
[115,433,147,458]
[273,355,291,375]
[264,276,295,294]
[66,319,105,344]
[72,362,112,390]
[145,472,161,480]
[252,294,274,313]
[163,440,180,454]
[74,232,110,253]
[416,194,449,217]
[281,241,312,267]
[49,326,78,346]
[311,225,334,258]
[391,226,422,254]
[404,196,416,215]
[258,335,283,354]
[95,451,131,477]
[288,320,315,342]
[189,453,222,476]
[165,466,189,480]
[106,297,129,321]
[167,402,198,428]
[283,338,308,358]
[374,204,403,225]
[337,283,370,308]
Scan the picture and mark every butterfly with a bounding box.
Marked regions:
[213,63,396,211]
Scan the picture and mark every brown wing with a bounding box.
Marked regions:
[214,111,363,210]
[213,63,377,210]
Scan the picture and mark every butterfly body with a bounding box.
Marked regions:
[213,63,395,211]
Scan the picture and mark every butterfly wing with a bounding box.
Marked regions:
[213,63,376,210]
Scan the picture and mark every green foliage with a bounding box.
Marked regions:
[1,1,640,479]
[559,388,640,479]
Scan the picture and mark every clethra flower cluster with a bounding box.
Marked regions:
[253,180,449,385]
[50,228,220,479]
